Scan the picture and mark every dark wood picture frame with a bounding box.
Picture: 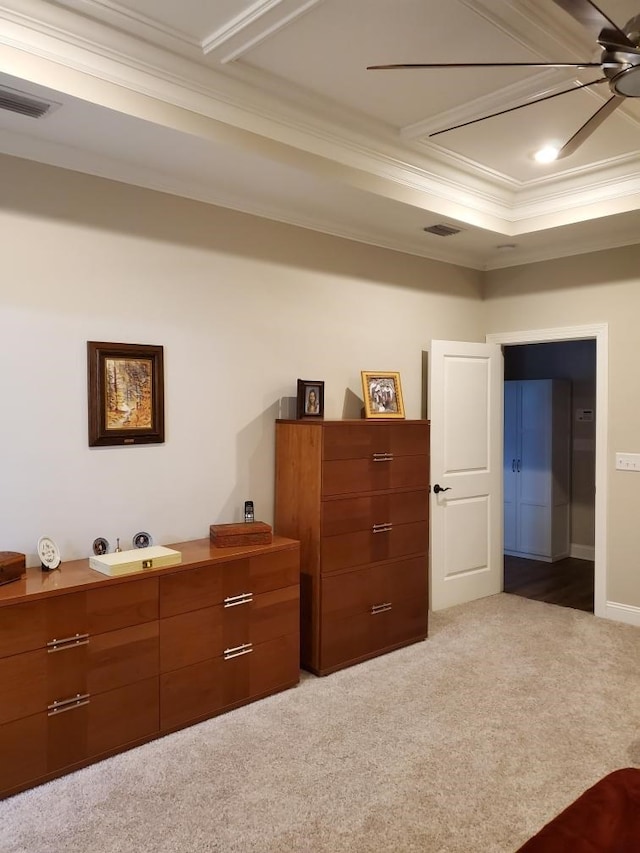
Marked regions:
[296,379,324,419]
[87,341,165,446]
[361,370,405,419]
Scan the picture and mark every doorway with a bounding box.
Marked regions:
[486,324,608,619]
[502,340,596,613]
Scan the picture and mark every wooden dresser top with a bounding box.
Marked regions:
[0,536,299,607]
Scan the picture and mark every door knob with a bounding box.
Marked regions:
[433,484,451,494]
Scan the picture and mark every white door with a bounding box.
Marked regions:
[430,340,503,610]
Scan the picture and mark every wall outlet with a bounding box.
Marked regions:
[615,452,640,471]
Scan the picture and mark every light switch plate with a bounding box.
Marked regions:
[615,452,640,471]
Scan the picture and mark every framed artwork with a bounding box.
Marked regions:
[296,379,324,419]
[87,341,165,446]
[361,371,405,419]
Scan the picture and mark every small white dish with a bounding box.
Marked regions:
[37,536,61,569]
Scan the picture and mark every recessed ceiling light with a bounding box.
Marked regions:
[534,145,559,164]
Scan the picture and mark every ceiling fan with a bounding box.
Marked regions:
[367,0,640,159]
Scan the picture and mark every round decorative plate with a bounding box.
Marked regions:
[37,536,61,569]
[133,531,152,549]
[92,537,110,556]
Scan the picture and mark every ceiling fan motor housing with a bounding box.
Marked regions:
[604,15,640,97]
[603,48,640,97]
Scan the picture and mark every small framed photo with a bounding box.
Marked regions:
[87,341,165,446]
[296,379,324,419]
[361,371,405,419]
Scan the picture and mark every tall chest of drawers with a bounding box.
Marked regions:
[275,419,429,675]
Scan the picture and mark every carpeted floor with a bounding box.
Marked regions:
[1,593,639,853]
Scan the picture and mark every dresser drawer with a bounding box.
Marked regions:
[0,649,45,724]
[87,621,159,695]
[160,632,299,731]
[0,602,46,659]
[0,594,86,659]
[159,585,299,673]
[0,714,47,794]
[87,578,158,633]
[320,597,427,673]
[322,422,429,461]
[86,677,159,758]
[0,579,158,661]
[159,548,299,617]
[321,521,428,573]
[322,556,427,621]
[322,489,429,537]
[47,677,159,772]
[322,454,428,497]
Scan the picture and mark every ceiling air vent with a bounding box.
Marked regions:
[423,223,462,237]
[0,86,58,119]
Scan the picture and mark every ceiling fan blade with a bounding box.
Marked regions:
[556,94,624,158]
[367,62,605,70]
[551,0,634,48]
[429,77,607,138]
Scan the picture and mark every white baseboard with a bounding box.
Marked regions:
[570,543,595,561]
[604,601,640,627]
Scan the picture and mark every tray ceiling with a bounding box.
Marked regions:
[2,0,640,269]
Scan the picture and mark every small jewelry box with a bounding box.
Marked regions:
[210,522,273,547]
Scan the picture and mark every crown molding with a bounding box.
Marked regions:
[483,228,640,270]
[202,0,324,63]
[508,150,640,224]
[0,0,201,57]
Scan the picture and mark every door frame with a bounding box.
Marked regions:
[486,324,608,619]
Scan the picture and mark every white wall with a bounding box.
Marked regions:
[0,155,484,566]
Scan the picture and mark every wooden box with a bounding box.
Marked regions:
[210,521,273,547]
[0,551,25,586]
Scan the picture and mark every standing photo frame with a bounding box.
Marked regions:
[361,371,405,419]
[296,379,324,419]
[88,341,165,446]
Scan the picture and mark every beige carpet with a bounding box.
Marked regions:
[2,593,640,853]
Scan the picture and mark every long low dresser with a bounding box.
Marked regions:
[0,536,300,799]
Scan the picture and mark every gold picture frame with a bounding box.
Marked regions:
[361,371,405,419]
[87,341,165,446]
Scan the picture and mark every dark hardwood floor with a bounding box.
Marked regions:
[504,555,594,613]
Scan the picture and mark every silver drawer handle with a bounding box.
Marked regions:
[223,593,253,608]
[47,633,90,653]
[372,452,394,462]
[371,603,393,615]
[47,693,91,716]
[372,523,393,533]
[224,642,253,660]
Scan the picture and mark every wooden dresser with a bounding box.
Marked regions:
[0,536,299,799]
[275,419,429,676]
